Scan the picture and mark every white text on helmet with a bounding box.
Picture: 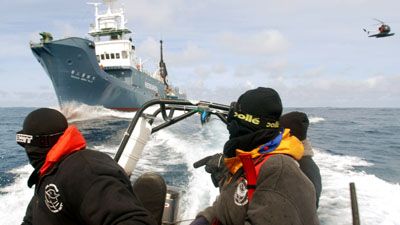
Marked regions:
[16,134,33,144]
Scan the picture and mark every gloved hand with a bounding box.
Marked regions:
[190,216,210,225]
[193,153,227,187]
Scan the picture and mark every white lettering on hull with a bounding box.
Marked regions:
[145,82,158,92]
[70,70,95,83]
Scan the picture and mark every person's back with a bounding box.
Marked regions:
[249,154,318,225]
[27,149,154,225]
[198,137,318,225]
[18,108,157,225]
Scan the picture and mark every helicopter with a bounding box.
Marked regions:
[363,18,395,38]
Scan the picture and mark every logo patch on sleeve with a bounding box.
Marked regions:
[45,184,63,213]
[234,178,249,206]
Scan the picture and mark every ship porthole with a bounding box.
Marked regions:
[66,59,73,65]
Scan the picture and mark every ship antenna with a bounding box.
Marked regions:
[87,2,102,33]
[103,0,116,13]
[159,40,169,88]
[87,2,101,16]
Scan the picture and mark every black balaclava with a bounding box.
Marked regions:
[280,111,309,141]
[19,108,68,170]
[224,87,283,157]
[227,87,282,137]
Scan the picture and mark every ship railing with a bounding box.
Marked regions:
[103,65,132,70]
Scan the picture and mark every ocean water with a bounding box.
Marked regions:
[0,105,399,225]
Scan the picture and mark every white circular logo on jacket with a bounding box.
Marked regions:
[234,179,248,206]
[45,184,63,213]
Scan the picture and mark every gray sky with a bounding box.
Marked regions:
[1,0,399,107]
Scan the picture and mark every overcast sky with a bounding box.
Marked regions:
[1,0,399,108]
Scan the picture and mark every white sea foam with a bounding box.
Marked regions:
[314,148,400,225]
[58,102,136,122]
[152,124,222,223]
[58,102,182,123]
[91,144,118,156]
[310,116,325,124]
[0,165,33,225]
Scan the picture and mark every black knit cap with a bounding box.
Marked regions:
[232,87,283,130]
[19,108,68,185]
[21,108,68,136]
[280,111,309,141]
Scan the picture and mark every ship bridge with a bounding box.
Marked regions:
[88,1,140,70]
[88,0,131,40]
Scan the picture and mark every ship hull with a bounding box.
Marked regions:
[31,37,182,111]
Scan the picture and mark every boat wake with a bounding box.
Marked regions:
[59,102,136,122]
[0,165,33,225]
[314,148,400,225]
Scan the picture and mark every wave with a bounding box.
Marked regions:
[149,122,223,221]
[309,116,325,124]
[313,148,400,225]
[57,102,136,122]
[58,102,174,123]
[0,165,33,225]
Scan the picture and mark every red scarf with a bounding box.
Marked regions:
[39,125,86,176]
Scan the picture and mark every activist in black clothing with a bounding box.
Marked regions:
[195,111,323,208]
[18,108,157,225]
[280,111,322,208]
[191,87,319,225]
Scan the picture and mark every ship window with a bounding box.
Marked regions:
[106,53,110,59]
[101,54,105,60]
[96,55,100,62]
[122,51,128,59]
[111,53,115,59]
[111,34,118,40]
[116,53,120,59]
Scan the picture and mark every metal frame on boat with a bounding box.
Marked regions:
[113,99,230,224]
[115,99,230,162]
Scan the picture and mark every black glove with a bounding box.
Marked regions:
[193,153,227,187]
[190,216,210,225]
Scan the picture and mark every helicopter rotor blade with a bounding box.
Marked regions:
[373,18,385,24]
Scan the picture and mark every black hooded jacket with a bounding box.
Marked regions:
[21,149,157,225]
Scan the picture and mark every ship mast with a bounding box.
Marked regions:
[159,40,169,88]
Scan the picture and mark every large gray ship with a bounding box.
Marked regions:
[30,0,185,111]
